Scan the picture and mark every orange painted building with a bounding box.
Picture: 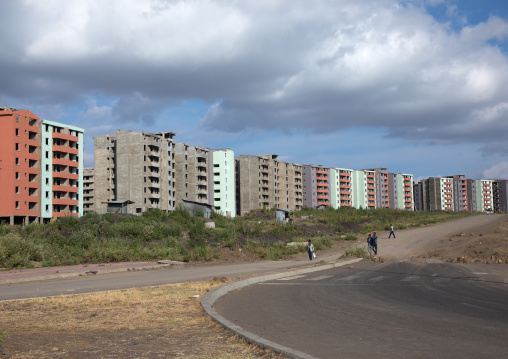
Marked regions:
[0,107,41,225]
[0,107,84,225]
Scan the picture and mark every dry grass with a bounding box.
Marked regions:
[0,279,287,359]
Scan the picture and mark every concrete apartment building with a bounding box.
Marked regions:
[330,168,370,209]
[40,120,84,220]
[0,108,42,224]
[235,155,303,215]
[444,175,468,211]
[83,167,95,212]
[0,107,84,225]
[363,168,389,209]
[302,165,332,208]
[93,130,234,216]
[388,173,414,210]
[416,176,497,213]
[492,180,508,213]
[212,149,235,217]
[331,168,353,208]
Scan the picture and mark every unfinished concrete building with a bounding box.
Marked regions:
[235,155,303,215]
[93,130,230,215]
[83,167,95,212]
[492,180,508,213]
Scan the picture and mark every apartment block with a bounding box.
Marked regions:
[93,130,228,215]
[480,179,493,212]
[235,155,302,215]
[442,175,468,211]
[212,149,235,217]
[83,167,95,212]
[331,168,353,208]
[364,170,377,209]
[302,165,331,208]
[40,120,84,219]
[0,108,41,224]
[413,181,424,211]
[0,107,84,224]
[388,173,414,210]
[363,168,390,208]
[492,180,508,213]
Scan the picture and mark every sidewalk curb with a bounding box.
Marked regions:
[0,264,171,285]
[201,257,363,359]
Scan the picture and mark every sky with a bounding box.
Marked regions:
[1,0,508,180]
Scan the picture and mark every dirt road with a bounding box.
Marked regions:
[373,213,508,262]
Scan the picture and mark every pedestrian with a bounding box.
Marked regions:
[306,239,315,261]
[371,232,378,255]
[367,234,373,256]
[388,224,396,238]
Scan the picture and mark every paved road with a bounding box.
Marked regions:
[0,258,336,301]
[215,261,508,359]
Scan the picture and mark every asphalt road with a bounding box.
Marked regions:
[0,259,329,301]
[214,261,508,359]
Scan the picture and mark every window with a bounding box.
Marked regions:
[15,201,20,209]
[15,187,19,194]
[15,158,20,165]
[15,128,19,136]
[15,143,20,151]
[15,172,19,180]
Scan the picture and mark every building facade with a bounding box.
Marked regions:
[0,107,84,224]
[93,130,234,216]
[83,167,95,212]
[302,165,331,208]
[40,120,84,220]
[235,154,302,215]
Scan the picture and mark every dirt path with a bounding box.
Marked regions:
[366,214,508,263]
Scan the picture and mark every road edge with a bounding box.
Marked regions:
[201,257,363,359]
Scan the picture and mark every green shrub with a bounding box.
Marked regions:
[0,233,43,268]
[343,247,369,259]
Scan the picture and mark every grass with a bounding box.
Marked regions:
[0,206,480,269]
[0,280,286,358]
[343,246,370,259]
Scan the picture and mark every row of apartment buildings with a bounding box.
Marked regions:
[0,107,84,225]
[84,131,415,217]
[2,108,507,224]
[414,175,508,213]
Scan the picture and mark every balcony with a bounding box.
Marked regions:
[52,185,79,193]
[339,172,351,177]
[52,132,78,142]
[53,198,79,206]
[316,176,329,181]
[316,170,328,175]
[340,185,351,189]
[52,145,79,155]
[52,171,79,180]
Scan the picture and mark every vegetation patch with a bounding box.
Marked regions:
[0,207,477,269]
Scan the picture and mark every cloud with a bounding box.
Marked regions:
[1,0,508,163]
[482,161,508,179]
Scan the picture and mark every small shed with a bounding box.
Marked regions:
[102,200,134,214]
[275,209,294,225]
[182,200,213,218]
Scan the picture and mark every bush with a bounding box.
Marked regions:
[0,233,43,268]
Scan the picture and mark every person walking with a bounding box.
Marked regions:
[371,232,378,255]
[388,224,396,238]
[367,234,373,256]
[306,240,315,261]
